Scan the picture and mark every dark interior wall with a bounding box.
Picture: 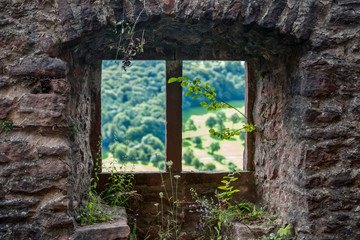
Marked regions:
[0,0,359,239]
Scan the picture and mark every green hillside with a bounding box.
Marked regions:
[101,60,245,172]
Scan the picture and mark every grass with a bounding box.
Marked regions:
[182,100,245,171]
[182,100,245,122]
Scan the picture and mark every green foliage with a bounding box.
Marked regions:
[1,121,14,133]
[168,75,255,140]
[185,118,197,131]
[249,205,263,217]
[78,138,136,225]
[217,171,240,203]
[183,148,197,165]
[102,158,134,207]
[70,123,79,133]
[77,139,113,225]
[191,158,203,170]
[101,60,166,168]
[203,163,216,171]
[230,113,241,125]
[213,154,225,163]
[191,188,237,240]
[192,136,202,148]
[232,202,251,214]
[227,161,240,171]
[208,142,221,155]
[77,192,113,225]
[261,224,292,240]
[205,116,217,128]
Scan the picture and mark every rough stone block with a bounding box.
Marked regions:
[41,213,74,229]
[324,173,354,188]
[72,218,130,240]
[34,162,71,181]
[40,196,68,212]
[300,75,338,98]
[10,56,67,78]
[37,145,70,156]
[0,141,32,162]
[51,79,71,95]
[18,94,65,118]
[7,177,65,194]
[0,15,13,26]
[303,109,341,123]
[0,97,14,119]
[299,126,349,140]
[304,148,338,168]
[0,224,42,240]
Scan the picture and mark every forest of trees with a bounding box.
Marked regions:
[101,60,245,171]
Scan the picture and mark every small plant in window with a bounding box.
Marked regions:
[168,76,255,140]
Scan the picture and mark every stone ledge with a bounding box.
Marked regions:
[71,218,130,240]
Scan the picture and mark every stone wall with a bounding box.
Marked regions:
[0,0,359,239]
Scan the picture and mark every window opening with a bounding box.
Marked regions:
[182,61,246,171]
[101,60,166,172]
[101,60,247,173]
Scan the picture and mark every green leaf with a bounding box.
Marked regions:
[192,95,199,99]
[221,180,228,184]
[185,91,192,97]
[211,87,215,91]
[184,76,189,81]
[168,77,178,83]
[217,186,227,190]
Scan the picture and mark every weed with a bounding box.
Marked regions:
[155,161,182,239]
[260,224,292,240]
[70,123,79,133]
[1,121,14,133]
[217,170,240,203]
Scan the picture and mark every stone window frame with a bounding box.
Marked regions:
[97,59,255,176]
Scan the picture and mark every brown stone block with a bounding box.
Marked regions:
[7,177,65,194]
[265,160,278,180]
[300,75,338,98]
[0,34,30,53]
[42,213,74,229]
[303,109,341,123]
[40,196,68,213]
[299,126,349,140]
[0,15,13,26]
[10,56,67,78]
[18,94,65,118]
[0,97,14,119]
[33,162,71,181]
[72,218,130,240]
[51,79,71,95]
[37,145,70,156]
[0,141,32,162]
[263,121,285,140]
[324,172,354,188]
[326,198,357,211]
[304,148,338,168]
[329,6,360,25]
